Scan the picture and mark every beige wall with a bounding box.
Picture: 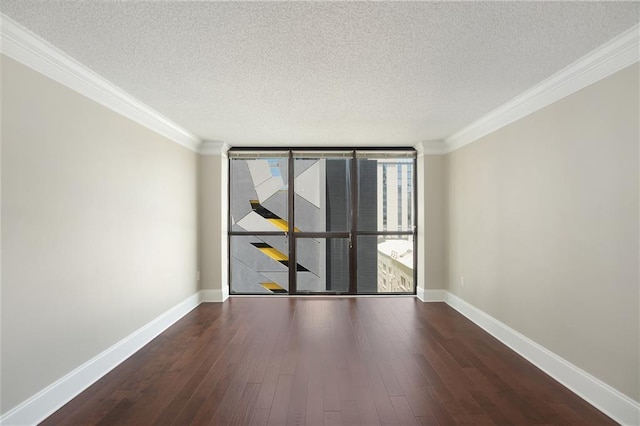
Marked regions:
[423,155,447,290]
[1,55,199,413]
[198,154,227,294]
[447,63,639,401]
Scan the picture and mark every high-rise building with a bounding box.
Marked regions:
[377,159,413,233]
[324,159,378,293]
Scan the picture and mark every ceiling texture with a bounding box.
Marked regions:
[1,1,639,147]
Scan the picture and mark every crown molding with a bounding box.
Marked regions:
[199,140,228,155]
[444,24,640,153]
[415,140,446,156]
[0,13,202,152]
[3,11,636,156]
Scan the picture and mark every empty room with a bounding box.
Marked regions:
[1,1,638,425]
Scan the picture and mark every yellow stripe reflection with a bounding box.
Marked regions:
[267,219,289,231]
[260,282,286,291]
[256,247,288,261]
[267,219,301,233]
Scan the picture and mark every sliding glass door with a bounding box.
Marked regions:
[229,149,416,295]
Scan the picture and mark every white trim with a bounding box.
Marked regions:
[200,287,229,303]
[0,14,202,152]
[444,24,640,152]
[444,291,640,426]
[415,156,427,304]
[199,140,229,156]
[415,140,447,156]
[2,11,637,156]
[0,292,202,426]
[219,157,230,301]
[222,285,230,302]
[3,289,636,425]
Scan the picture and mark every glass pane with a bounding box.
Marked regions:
[293,157,351,232]
[230,235,289,294]
[357,235,414,293]
[357,158,414,232]
[296,238,350,293]
[230,157,289,232]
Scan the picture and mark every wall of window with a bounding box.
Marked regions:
[228,149,417,295]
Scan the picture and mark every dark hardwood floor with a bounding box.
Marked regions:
[41,297,616,425]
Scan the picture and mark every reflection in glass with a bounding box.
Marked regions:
[230,235,290,294]
[294,157,351,232]
[296,238,350,293]
[230,157,288,232]
[229,150,417,295]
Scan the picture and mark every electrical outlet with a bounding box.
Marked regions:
[461,276,465,286]
[197,271,201,281]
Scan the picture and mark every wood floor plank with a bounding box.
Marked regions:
[377,359,404,397]
[221,383,262,426]
[354,386,383,426]
[267,374,294,425]
[415,415,440,425]
[172,325,253,424]
[207,345,267,424]
[286,352,310,426]
[304,361,325,426]
[339,404,362,425]
[422,386,457,425]
[323,410,343,426]
[255,360,283,410]
[39,298,618,426]
[249,408,270,426]
[322,362,341,412]
[391,361,436,419]
[389,395,419,425]
[361,360,400,425]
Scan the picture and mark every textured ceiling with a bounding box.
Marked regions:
[1,1,639,147]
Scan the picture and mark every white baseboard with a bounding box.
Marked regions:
[4,290,636,425]
[444,291,640,426]
[415,286,426,301]
[0,292,202,426]
[222,285,229,302]
[200,286,229,302]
